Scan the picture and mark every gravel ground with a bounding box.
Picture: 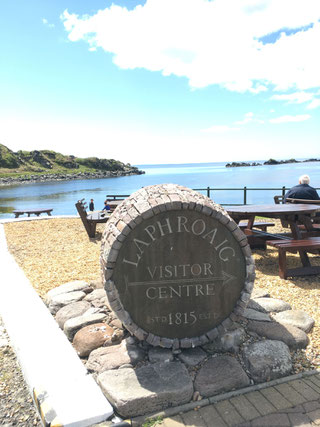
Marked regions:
[0,316,41,427]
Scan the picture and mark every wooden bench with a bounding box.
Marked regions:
[274,195,320,207]
[13,208,53,218]
[286,198,320,224]
[267,237,320,279]
[239,221,275,232]
[239,221,275,249]
[106,194,129,200]
[274,195,285,204]
[105,195,127,212]
[274,195,320,227]
[75,199,109,238]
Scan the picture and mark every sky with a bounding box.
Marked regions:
[1,0,320,165]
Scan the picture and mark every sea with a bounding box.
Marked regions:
[1,161,320,219]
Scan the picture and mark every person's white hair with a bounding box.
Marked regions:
[299,175,310,184]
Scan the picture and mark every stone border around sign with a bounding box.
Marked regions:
[100,184,255,348]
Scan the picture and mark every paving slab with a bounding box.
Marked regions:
[198,405,227,427]
[244,391,276,416]
[303,401,320,412]
[288,411,313,426]
[290,379,320,401]
[180,409,207,427]
[251,412,290,426]
[162,415,185,427]
[215,400,245,426]
[277,404,304,414]
[310,375,320,389]
[306,408,320,425]
[304,378,320,394]
[275,382,307,406]
[260,387,292,410]
[229,395,260,421]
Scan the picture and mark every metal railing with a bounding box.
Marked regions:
[108,187,320,206]
[193,186,290,205]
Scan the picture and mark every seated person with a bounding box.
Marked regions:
[284,175,320,202]
[102,200,111,211]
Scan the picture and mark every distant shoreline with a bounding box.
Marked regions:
[0,169,145,187]
[225,158,320,168]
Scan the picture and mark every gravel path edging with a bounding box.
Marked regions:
[0,214,79,224]
[0,223,113,427]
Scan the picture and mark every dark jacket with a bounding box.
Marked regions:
[284,184,320,202]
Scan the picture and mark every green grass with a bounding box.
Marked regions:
[142,416,163,427]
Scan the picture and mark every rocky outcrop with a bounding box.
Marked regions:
[226,158,320,167]
[0,143,145,186]
[226,161,261,167]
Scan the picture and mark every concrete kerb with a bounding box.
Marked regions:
[0,222,113,427]
[131,369,320,426]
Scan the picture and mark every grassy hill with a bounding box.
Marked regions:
[0,144,140,178]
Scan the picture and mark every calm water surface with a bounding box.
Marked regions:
[1,161,320,219]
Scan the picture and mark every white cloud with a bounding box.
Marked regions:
[269,114,311,123]
[61,0,320,93]
[270,92,314,104]
[307,98,320,109]
[235,112,264,125]
[201,125,239,133]
[270,90,320,109]
[42,18,55,28]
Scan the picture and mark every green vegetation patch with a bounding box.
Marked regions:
[142,416,163,427]
[0,143,139,179]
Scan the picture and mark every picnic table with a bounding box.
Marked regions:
[226,203,320,279]
[13,208,53,218]
[107,200,123,211]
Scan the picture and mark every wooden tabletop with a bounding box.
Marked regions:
[86,211,111,221]
[226,204,320,218]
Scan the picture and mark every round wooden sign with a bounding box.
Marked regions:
[101,184,255,348]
